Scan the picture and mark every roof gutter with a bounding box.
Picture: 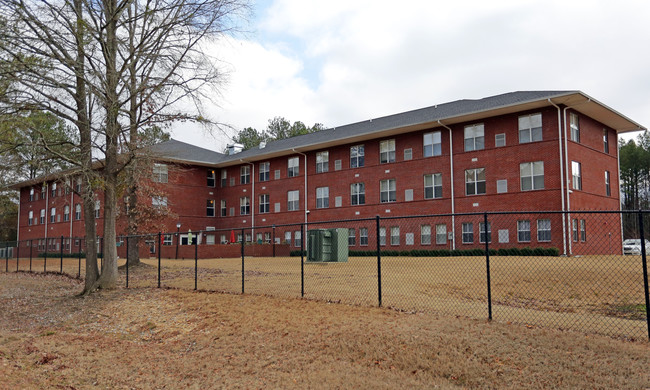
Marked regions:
[437,120,456,250]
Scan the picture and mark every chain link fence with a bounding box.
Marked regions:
[3,210,649,341]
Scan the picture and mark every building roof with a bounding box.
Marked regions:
[147,138,224,166]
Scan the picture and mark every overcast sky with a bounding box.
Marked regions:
[171,0,650,150]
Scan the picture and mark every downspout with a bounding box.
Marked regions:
[437,121,456,250]
[548,99,567,256]
[240,159,254,241]
[16,191,20,248]
[44,183,49,248]
[292,148,308,251]
[69,187,74,253]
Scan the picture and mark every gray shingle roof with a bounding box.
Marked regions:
[147,138,225,165]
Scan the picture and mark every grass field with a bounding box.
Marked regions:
[4,253,649,341]
[1,272,649,389]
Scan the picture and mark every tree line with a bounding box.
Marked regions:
[619,130,650,238]
[230,117,324,150]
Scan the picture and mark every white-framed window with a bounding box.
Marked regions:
[40,186,45,199]
[517,220,531,242]
[240,165,250,184]
[274,169,281,180]
[284,231,291,245]
[28,211,33,226]
[537,219,551,242]
[403,148,412,161]
[520,161,544,191]
[220,200,227,217]
[206,199,215,217]
[423,131,442,157]
[316,151,329,173]
[334,160,342,171]
[220,234,228,244]
[379,139,396,164]
[572,161,582,190]
[462,223,473,244]
[379,227,386,246]
[50,207,56,223]
[152,196,167,208]
[75,204,81,220]
[580,219,586,242]
[40,209,45,224]
[351,183,365,205]
[464,123,484,152]
[360,228,369,246]
[436,224,447,245]
[424,173,442,199]
[288,157,299,177]
[240,197,250,215]
[605,171,611,196]
[288,190,299,211]
[465,168,486,195]
[316,187,329,209]
[495,133,506,147]
[294,231,301,247]
[153,163,168,183]
[497,179,508,193]
[265,232,271,243]
[76,178,82,193]
[163,234,173,246]
[206,235,216,245]
[518,113,542,143]
[350,145,364,168]
[380,179,396,203]
[421,225,431,245]
[94,200,100,218]
[603,129,609,153]
[479,222,491,243]
[259,162,270,182]
[51,182,57,198]
[570,112,580,142]
[221,170,227,187]
[207,169,216,187]
[259,194,270,213]
[572,219,579,242]
[63,205,70,222]
[29,187,34,202]
[390,227,399,246]
[348,228,356,246]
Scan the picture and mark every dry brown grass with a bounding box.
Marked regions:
[0,272,649,389]
[5,253,649,340]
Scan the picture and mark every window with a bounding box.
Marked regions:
[379,227,386,246]
[495,133,506,147]
[603,129,609,153]
[380,140,396,164]
[403,148,412,161]
[348,229,356,246]
[424,173,442,199]
[288,157,299,177]
[519,113,542,143]
[316,187,329,208]
[259,194,269,213]
[570,113,580,142]
[220,200,227,217]
[284,231,291,245]
[76,178,81,193]
[423,131,442,157]
[221,235,228,244]
[265,232,271,244]
[390,227,400,245]
[520,161,544,191]
[479,222,491,243]
[497,179,508,193]
[153,163,168,183]
[605,171,611,196]
[436,224,447,245]
[206,199,215,217]
[208,235,217,245]
[351,183,365,205]
[75,204,81,220]
[240,197,250,215]
[207,170,216,187]
[28,211,33,226]
[350,145,364,168]
[462,223,473,244]
[63,205,70,222]
[464,123,484,151]
[517,220,531,242]
[580,219,586,242]
[240,166,250,185]
[295,231,301,247]
[50,207,56,223]
[465,168,486,195]
[259,162,270,182]
[51,183,57,198]
[41,186,45,199]
[163,235,173,246]
[221,170,227,187]
[288,190,299,211]
[152,196,167,208]
[360,228,368,246]
[40,209,45,224]
[421,225,431,245]
[29,188,34,202]
[572,219,579,242]
[537,219,551,242]
[316,151,329,173]
[380,179,396,203]
[572,161,582,190]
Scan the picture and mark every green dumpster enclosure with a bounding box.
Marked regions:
[307,228,349,262]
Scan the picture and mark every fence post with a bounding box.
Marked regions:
[300,223,304,297]
[272,225,276,258]
[125,236,129,288]
[60,236,64,273]
[484,212,493,321]
[157,232,162,288]
[376,215,382,307]
[241,228,245,294]
[638,211,650,341]
[194,234,198,291]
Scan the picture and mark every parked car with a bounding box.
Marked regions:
[622,239,650,255]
